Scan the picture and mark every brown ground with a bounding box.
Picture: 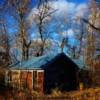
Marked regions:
[0,87,100,100]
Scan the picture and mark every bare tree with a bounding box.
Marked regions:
[82,18,100,31]
[84,0,100,71]
[7,0,32,60]
[31,0,56,56]
[0,20,11,67]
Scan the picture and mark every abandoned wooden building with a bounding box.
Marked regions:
[5,53,79,94]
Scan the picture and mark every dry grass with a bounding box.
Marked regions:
[0,87,100,100]
[0,68,100,100]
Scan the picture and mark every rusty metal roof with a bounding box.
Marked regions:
[10,53,58,70]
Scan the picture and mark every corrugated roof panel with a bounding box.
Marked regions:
[11,53,58,70]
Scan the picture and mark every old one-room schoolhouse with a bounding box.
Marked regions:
[5,53,79,94]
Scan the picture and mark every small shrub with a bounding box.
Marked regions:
[51,88,62,96]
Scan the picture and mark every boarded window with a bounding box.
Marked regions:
[20,71,32,89]
[7,71,12,83]
[11,70,20,88]
[37,71,44,93]
[20,71,27,88]
[27,72,32,89]
[33,70,37,90]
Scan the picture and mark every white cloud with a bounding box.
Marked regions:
[61,29,74,37]
[28,0,88,24]
[27,0,88,40]
[67,29,74,37]
[49,0,88,18]
[27,8,39,25]
[50,0,76,15]
[61,31,67,37]
[75,3,88,18]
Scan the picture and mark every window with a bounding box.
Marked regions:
[33,70,37,90]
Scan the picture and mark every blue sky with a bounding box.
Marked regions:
[0,0,88,5]
[0,0,88,55]
[31,0,88,4]
[26,0,89,54]
[67,0,87,3]
[0,0,88,35]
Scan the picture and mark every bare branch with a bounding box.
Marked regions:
[82,18,100,31]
